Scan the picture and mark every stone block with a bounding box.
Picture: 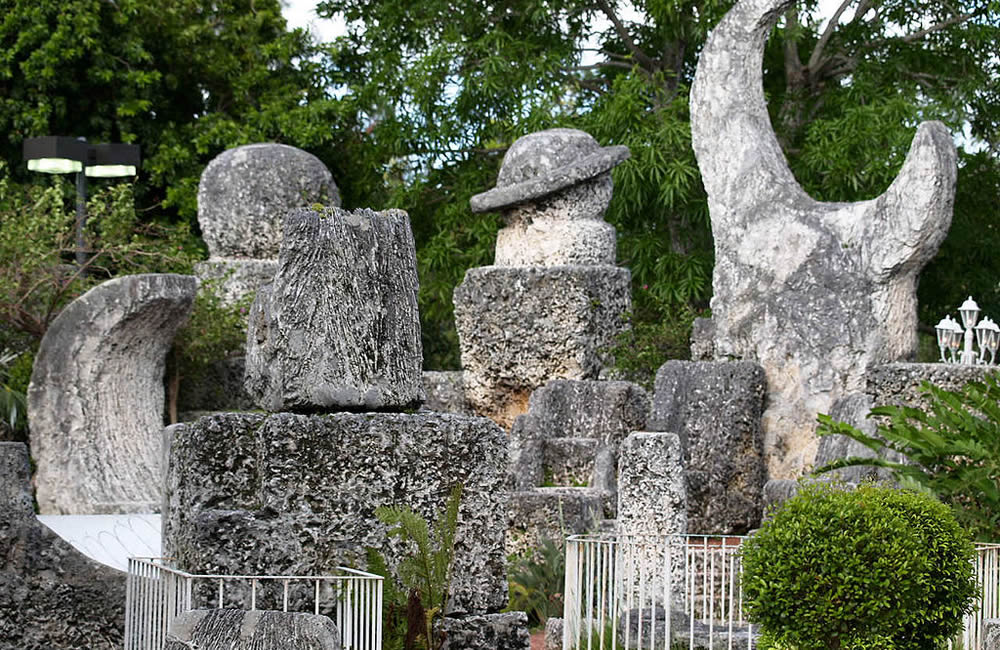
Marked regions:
[0,443,126,649]
[544,617,564,650]
[439,611,530,650]
[761,479,800,519]
[423,370,474,415]
[650,361,766,534]
[543,437,599,487]
[510,438,545,491]
[165,609,341,649]
[985,619,1000,650]
[867,362,995,410]
[245,207,423,412]
[163,412,509,615]
[198,143,340,259]
[454,267,631,426]
[28,273,198,514]
[617,433,687,607]
[506,488,604,559]
[691,0,955,480]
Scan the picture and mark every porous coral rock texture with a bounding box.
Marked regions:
[165,609,342,650]
[29,273,198,514]
[454,268,631,426]
[197,143,340,260]
[0,443,126,649]
[163,411,509,615]
[650,360,766,534]
[690,0,956,479]
[245,207,423,412]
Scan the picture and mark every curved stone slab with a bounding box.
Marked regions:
[690,0,955,478]
[28,274,199,514]
[198,143,341,259]
[165,609,341,649]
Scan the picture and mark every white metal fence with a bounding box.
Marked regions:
[563,535,1000,650]
[124,558,383,650]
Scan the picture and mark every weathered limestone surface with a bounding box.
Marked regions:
[29,273,198,514]
[245,207,423,412]
[544,618,563,650]
[506,488,604,558]
[454,269,631,425]
[816,362,995,481]
[617,433,687,538]
[165,609,341,650]
[650,361,766,534]
[985,619,1000,650]
[439,612,530,650]
[690,0,956,479]
[423,370,474,415]
[616,433,687,606]
[164,412,509,615]
[0,443,126,649]
[471,129,628,268]
[198,143,340,260]
[510,379,649,499]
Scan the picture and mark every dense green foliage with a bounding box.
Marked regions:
[1,0,998,375]
[314,0,1000,370]
[507,537,566,629]
[741,482,977,650]
[373,484,463,650]
[816,373,1000,542]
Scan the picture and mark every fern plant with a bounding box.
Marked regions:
[507,536,566,628]
[375,484,463,649]
[815,373,1000,541]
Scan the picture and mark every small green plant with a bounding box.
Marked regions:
[508,536,565,629]
[740,481,977,650]
[816,373,1000,541]
[373,484,463,650]
[610,304,703,389]
[0,350,30,441]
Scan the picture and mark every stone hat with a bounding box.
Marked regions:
[470,128,630,213]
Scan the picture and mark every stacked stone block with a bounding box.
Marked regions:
[506,379,649,555]
[455,128,633,426]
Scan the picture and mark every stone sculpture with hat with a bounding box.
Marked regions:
[454,128,633,426]
[471,127,629,267]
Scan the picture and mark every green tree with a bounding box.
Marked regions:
[316,0,1000,371]
[0,0,363,221]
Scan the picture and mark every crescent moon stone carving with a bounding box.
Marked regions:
[690,0,956,479]
[28,274,199,514]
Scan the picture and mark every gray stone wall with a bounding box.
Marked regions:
[164,411,509,616]
[0,443,126,649]
[28,273,198,514]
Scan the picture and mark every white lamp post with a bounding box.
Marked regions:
[935,296,999,365]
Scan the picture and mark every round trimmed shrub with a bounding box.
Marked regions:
[740,481,977,650]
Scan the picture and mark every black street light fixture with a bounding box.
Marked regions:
[23,136,141,267]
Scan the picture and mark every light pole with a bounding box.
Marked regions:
[935,296,1000,365]
[22,136,140,268]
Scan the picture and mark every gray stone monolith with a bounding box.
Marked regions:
[456,128,632,426]
[985,619,1000,650]
[165,609,342,650]
[690,0,956,479]
[163,411,509,616]
[0,443,126,648]
[650,360,766,534]
[245,207,423,412]
[28,273,198,514]
[438,612,531,650]
[195,143,340,307]
[616,432,687,607]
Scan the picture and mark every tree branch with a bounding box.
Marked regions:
[899,8,983,43]
[593,0,658,72]
[808,0,854,72]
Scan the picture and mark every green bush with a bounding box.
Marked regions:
[740,482,977,650]
[816,373,1000,541]
[507,537,565,629]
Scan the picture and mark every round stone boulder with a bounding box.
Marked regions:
[197,143,340,259]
